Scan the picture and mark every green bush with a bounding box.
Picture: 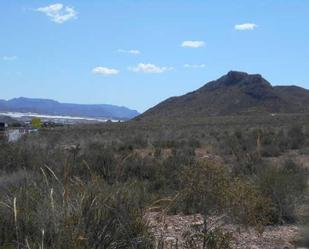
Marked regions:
[256,160,307,223]
[174,162,230,215]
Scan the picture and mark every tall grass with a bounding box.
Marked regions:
[0,163,154,249]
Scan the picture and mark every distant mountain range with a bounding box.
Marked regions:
[139,71,309,120]
[0,97,139,120]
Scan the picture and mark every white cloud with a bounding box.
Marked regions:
[234,23,258,31]
[2,56,18,61]
[36,3,77,24]
[184,64,206,68]
[117,49,141,55]
[129,63,173,74]
[92,67,119,75]
[181,40,205,48]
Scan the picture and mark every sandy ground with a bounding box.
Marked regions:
[145,212,302,249]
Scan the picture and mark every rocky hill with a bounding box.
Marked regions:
[139,71,309,120]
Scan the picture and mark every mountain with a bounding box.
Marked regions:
[139,71,309,120]
[0,97,139,120]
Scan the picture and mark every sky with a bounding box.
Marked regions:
[0,0,308,112]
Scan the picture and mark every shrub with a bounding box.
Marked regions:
[175,161,230,215]
[287,125,305,149]
[227,178,272,232]
[256,160,307,223]
[183,227,233,249]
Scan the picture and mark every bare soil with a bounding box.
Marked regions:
[145,212,302,249]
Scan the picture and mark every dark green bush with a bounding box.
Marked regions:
[287,125,305,149]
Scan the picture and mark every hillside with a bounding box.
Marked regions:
[0,115,19,125]
[139,71,309,120]
[0,97,139,120]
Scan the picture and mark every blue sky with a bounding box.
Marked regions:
[0,0,308,112]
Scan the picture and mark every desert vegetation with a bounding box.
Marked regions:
[0,115,308,248]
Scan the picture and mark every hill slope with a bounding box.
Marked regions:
[0,115,20,125]
[139,71,309,120]
[0,97,139,120]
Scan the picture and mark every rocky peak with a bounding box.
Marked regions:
[227,71,249,82]
[204,71,271,90]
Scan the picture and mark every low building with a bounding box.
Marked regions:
[6,127,38,142]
